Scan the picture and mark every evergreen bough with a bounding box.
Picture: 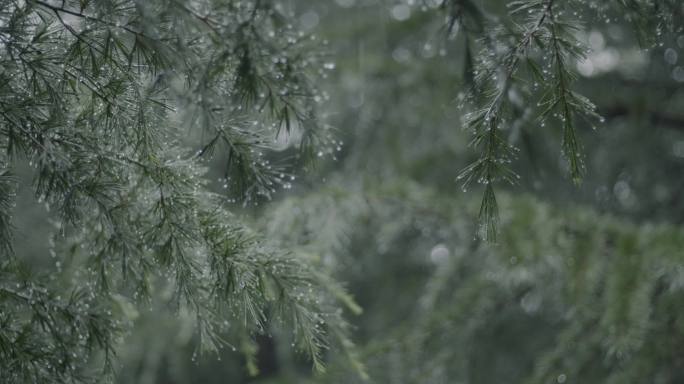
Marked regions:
[265,179,684,383]
[449,0,682,240]
[0,1,358,382]
[1,0,682,382]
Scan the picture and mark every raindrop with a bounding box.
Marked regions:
[390,5,411,21]
[429,244,449,265]
[665,48,678,65]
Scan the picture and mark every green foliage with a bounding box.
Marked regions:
[246,1,684,382]
[2,0,683,383]
[0,0,357,382]
[0,266,120,383]
[453,0,681,240]
[263,180,684,383]
[455,0,595,240]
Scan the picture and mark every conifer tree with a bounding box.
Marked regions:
[0,1,359,382]
[259,0,683,383]
[2,0,684,383]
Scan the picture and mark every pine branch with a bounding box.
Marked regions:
[456,0,600,241]
[0,0,355,381]
[457,0,553,241]
[0,275,121,383]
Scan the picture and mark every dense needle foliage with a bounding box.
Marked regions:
[1,0,684,383]
[0,1,357,382]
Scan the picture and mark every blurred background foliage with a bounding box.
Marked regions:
[8,0,684,383]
